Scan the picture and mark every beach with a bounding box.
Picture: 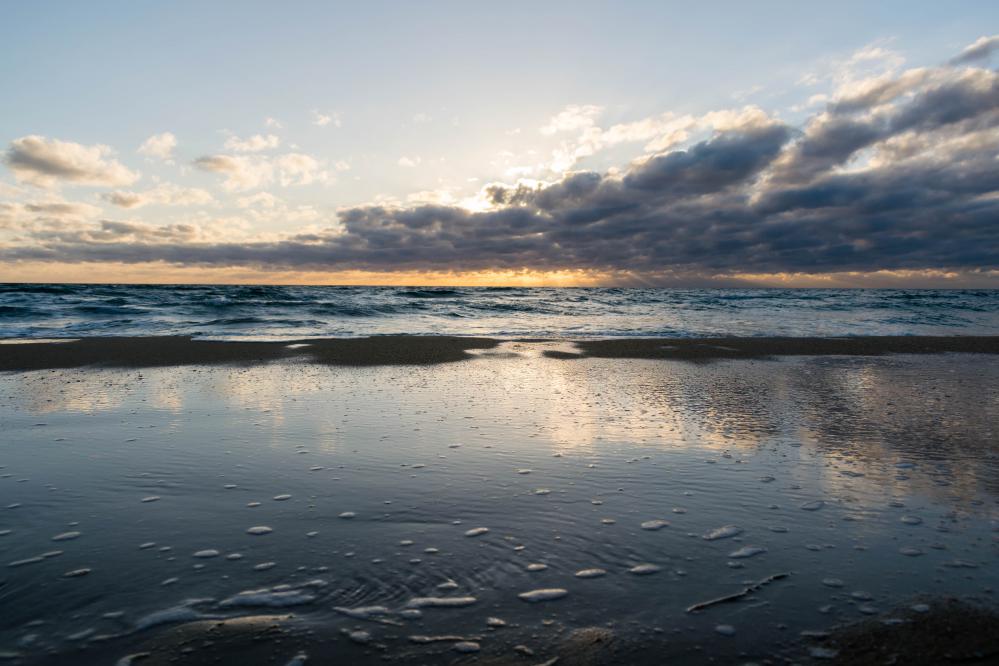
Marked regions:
[1,336,998,664]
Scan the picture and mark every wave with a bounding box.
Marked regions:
[395,289,466,299]
[1,285,997,339]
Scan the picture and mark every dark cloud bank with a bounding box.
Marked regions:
[4,57,999,283]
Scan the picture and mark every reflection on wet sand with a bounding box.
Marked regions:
[1,345,997,664]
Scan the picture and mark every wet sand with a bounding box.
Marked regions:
[1,340,997,664]
[0,334,998,370]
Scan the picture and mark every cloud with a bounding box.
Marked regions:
[194,154,274,191]
[950,34,999,65]
[103,183,215,209]
[3,135,140,189]
[264,117,284,129]
[397,156,421,167]
[5,41,999,284]
[193,152,331,190]
[236,192,281,209]
[275,153,329,186]
[137,132,177,160]
[540,104,604,135]
[0,198,101,231]
[223,134,280,152]
[312,110,341,127]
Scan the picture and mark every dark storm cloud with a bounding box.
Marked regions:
[3,53,999,280]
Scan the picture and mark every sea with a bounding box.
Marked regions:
[1,283,999,339]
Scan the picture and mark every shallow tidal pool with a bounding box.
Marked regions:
[1,343,997,664]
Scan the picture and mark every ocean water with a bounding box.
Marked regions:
[1,283,998,339]
[1,348,997,663]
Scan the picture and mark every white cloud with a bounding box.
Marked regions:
[236,192,281,209]
[412,113,432,124]
[312,109,341,127]
[950,34,999,65]
[275,153,329,186]
[540,104,604,135]
[397,156,421,167]
[103,183,215,209]
[4,135,140,189]
[137,132,177,160]
[194,155,274,191]
[224,134,281,152]
[264,117,284,129]
[194,152,331,190]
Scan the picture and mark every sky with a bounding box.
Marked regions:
[1,1,999,286]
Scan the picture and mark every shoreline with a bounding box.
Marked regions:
[0,334,998,371]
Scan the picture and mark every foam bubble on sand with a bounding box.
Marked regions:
[703,525,742,540]
[641,520,670,530]
[193,549,220,558]
[437,580,459,590]
[226,553,244,560]
[254,562,276,571]
[901,516,923,525]
[219,587,316,608]
[136,600,217,630]
[518,588,568,602]
[273,494,292,501]
[464,527,489,537]
[810,647,839,659]
[338,512,356,519]
[63,568,91,577]
[51,531,81,541]
[406,596,477,608]
[517,469,532,474]
[9,556,44,567]
[453,642,480,653]
[247,502,261,507]
[487,617,507,627]
[822,578,845,588]
[141,496,160,503]
[345,630,371,644]
[334,605,393,620]
[534,489,551,495]
[575,568,607,578]
[526,563,548,571]
[601,518,616,525]
[246,526,273,535]
[728,546,767,559]
[628,564,661,575]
